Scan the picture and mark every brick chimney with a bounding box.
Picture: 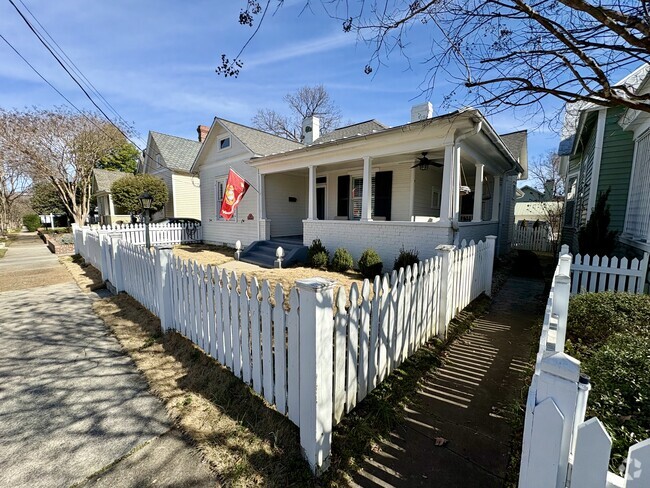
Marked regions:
[197,125,210,143]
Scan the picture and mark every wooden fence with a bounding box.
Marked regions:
[568,248,648,295]
[512,226,553,252]
[519,250,650,487]
[75,232,496,473]
[94,222,202,245]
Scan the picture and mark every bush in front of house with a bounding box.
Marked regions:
[393,246,420,272]
[358,248,383,280]
[23,214,41,232]
[307,239,329,269]
[566,292,650,353]
[330,247,353,272]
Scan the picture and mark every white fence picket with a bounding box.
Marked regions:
[569,252,648,295]
[273,284,287,415]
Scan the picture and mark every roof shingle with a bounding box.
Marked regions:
[217,118,303,156]
[93,168,129,193]
[314,120,388,144]
[150,131,202,172]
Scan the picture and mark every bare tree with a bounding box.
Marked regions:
[252,85,342,141]
[0,107,127,225]
[526,151,565,253]
[0,156,30,233]
[220,1,650,122]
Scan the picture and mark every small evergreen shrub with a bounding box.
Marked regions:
[393,246,419,271]
[307,239,329,268]
[578,188,618,256]
[310,251,329,269]
[358,248,383,280]
[330,248,353,272]
[23,214,41,232]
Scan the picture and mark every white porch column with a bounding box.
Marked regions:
[473,163,484,222]
[453,145,461,222]
[108,194,116,216]
[308,165,316,220]
[259,173,267,219]
[361,156,373,221]
[491,175,501,222]
[439,144,455,223]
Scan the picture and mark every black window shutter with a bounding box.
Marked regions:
[374,171,392,221]
[337,175,350,217]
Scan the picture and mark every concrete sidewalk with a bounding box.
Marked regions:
[351,252,547,487]
[0,233,218,487]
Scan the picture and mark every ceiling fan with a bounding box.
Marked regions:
[411,152,443,170]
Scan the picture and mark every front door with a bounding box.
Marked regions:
[316,186,326,220]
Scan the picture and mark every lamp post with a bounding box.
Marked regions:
[139,191,153,248]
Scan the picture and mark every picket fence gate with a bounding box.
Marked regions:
[513,226,553,253]
[74,231,496,473]
[519,250,650,488]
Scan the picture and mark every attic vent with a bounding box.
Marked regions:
[219,137,231,150]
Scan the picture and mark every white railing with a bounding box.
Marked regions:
[570,252,648,294]
[94,222,202,245]
[76,231,497,474]
[519,249,650,488]
[513,226,553,252]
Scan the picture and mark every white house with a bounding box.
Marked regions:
[92,168,132,225]
[192,104,527,266]
[140,128,204,221]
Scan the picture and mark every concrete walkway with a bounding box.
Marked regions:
[351,252,547,487]
[0,233,218,487]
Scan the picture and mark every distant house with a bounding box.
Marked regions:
[558,64,650,256]
[515,184,563,225]
[191,103,527,267]
[139,128,203,222]
[92,168,131,225]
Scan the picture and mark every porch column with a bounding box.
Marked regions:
[439,143,455,223]
[259,173,267,219]
[473,163,484,222]
[308,165,316,220]
[453,145,461,222]
[108,194,116,216]
[491,175,500,222]
[361,156,373,221]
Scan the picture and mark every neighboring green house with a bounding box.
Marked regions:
[140,128,204,222]
[92,168,131,225]
[559,64,649,256]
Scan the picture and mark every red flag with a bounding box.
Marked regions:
[220,169,250,221]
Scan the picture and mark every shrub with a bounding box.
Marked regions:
[582,333,650,470]
[110,173,169,214]
[23,214,41,232]
[578,188,618,256]
[393,246,419,271]
[358,248,383,280]
[330,248,353,272]
[307,239,329,268]
[60,234,74,245]
[566,292,650,354]
[310,251,329,269]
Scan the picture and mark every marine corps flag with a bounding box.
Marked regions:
[219,169,250,221]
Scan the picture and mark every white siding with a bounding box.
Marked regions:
[265,172,308,237]
[171,173,201,220]
[197,125,260,247]
[412,166,443,217]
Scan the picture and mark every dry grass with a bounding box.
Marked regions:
[173,243,367,295]
[60,255,105,291]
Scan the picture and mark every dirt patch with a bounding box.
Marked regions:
[173,244,367,295]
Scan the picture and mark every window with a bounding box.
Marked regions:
[215,177,236,221]
[155,153,161,166]
[564,174,578,228]
[351,176,376,219]
[431,188,441,210]
[219,137,231,150]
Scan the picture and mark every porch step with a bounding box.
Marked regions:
[239,239,308,269]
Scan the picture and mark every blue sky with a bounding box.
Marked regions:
[0,0,560,170]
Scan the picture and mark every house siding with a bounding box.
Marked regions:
[265,172,308,237]
[596,107,634,233]
[412,166,443,217]
[171,173,201,220]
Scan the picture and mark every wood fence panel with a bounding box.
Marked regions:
[231,272,242,378]
[250,278,262,394]
[240,275,251,384]
[346,283,360,414]
[222,269,232,370]
[287,289,300,425]
[368,276,381,393]
[261,281,274,404]
[357,280,371,403]
[273,285,287,415]
[570,418,611,488]
[333,287,348,424]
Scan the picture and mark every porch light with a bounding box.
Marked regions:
[419,162,429,171]
[139,191,153,209]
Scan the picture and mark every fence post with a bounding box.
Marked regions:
[560,244,569,255]
[559,253,572,277]
[436,244,456,339]
[485,235,497,296]
[296,277,335,474]
[109,235,124,293]
[155,247,174,332]
[519,352,581,487]
[99,234,110,281]
[72,223,80,254]
[552,275,571,352]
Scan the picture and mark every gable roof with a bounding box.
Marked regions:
[93,168,129,193]
[217,118,303,156]
[314,120,389,144]
[150,131,202,173]
[558,64,650,156]
[500,130,527,159]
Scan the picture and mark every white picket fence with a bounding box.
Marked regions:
[569,251,648,295]
[94,222,202,245]
[75,231,497,474]
[513,226,553,252]
[519,250,650,488]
